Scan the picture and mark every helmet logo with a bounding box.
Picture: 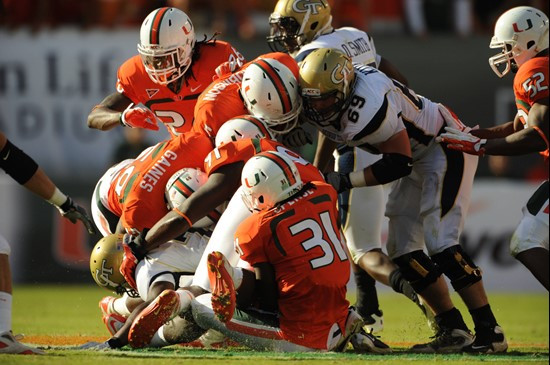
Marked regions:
[292,0,324,15]
[244,173,261,188]
[330,61,352,85]
[95,259,114,288]
[512,19,533,32]
[182,22,192,35]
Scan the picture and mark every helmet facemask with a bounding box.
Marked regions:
[267,14,305,53]
[138,44,192,85]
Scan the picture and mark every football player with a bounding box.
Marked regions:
[267,0,423,336]
[298,48,507,353]
[87,7,245,137]
[0,130,94,354]
[191,52,301,140]
[192,152,371,352]
[439,6,549,291]
[88,131,214,346]
[120,116,351,348]
[84,233,207,350]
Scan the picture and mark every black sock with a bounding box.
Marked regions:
[389,268,419,304]
[469,304,498,330]
[435,307,469,332]
[354,270,379,317]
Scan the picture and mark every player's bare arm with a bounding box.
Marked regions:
[144,163,242,251]
[483,101,549,155]
[87,92,132,131]
[470,121,516,139]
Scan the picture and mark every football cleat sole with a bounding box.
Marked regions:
[207,251,236,323]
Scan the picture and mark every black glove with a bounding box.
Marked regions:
[282,127,313,148]
[58,196,97,235]
[324,172,353,193]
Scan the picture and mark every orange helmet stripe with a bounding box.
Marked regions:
[240,115,271,138]
[150,7,170,45]
[253,59,292,114]
[260,151,297,186]
[172,178,195,198]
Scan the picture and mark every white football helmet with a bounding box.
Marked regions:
[241,58,302,135]
[215,115,275,147]
[165,168,225,228]
[240,151,303,211]
[489,6,549,77]
[138,7,196,85]
[90,234,136,296]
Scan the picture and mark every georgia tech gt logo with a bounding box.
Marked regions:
[292,0,326,15]
[330,60,352,85]
[94,259,114,288]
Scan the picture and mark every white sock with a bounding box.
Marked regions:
[176,289,194,314]
[149,325,170,347]
[113,298,131,317]
[0,291,12,333]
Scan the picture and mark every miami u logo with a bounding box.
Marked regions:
[292,0,325,15]
[244,173,261,188]
[512,19,533,32]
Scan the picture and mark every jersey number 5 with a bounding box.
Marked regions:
[289,211,348,269]
[522,72,548,98]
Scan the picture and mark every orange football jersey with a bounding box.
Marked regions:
[204,138,324,184]
[234,182,350,349]
[107,132,213,232]
[192,52,299,140]
[116,41,245,138]
[513,56,549,158]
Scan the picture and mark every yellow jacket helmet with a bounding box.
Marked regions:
[267,0,333,53]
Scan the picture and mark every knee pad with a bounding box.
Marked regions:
[431,245,482,291]
[393,250,441,293]
[0,235,11,255]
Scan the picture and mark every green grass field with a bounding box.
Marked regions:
[1,285,548,364]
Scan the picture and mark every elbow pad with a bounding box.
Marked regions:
[371,153,412,184]
[0,140,38,185]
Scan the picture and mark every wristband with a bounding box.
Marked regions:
[173,207,193,227]
[119,112,125,127]
[48,187,68,208]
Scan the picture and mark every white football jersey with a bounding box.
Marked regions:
[295,27,380,67]
[317,65,444,161]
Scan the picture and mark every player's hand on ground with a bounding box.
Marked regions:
[120,103,160,131]
[77,341,111,350]
[437,127,487,156]
[57,197,97,235]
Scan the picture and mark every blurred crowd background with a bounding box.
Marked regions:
[1,0,548,38]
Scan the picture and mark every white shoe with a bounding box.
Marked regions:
[411,328,474,353]
[362,309,384,334]
[0,331,45,355]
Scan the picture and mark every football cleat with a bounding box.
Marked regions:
[207,251,236,323]
[362,309,384,334]
[350,329,392,354]
[463,325,508,353]
[99,296,117,316]
[102,313,127,336]
[411,328,474,353]
[128,289,180,348]
[0,331,45,355]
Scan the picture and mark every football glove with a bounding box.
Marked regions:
[282,127,313,147]
[57,197,96,235]
[437,127,487,156]
[120,233,146,291]
[120,103,160,131]
[324,172,353,193]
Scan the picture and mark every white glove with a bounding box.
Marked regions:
[77,341,111,350]
[436,127,487,156]
[437,103,478,133]
[120,103,160,131]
